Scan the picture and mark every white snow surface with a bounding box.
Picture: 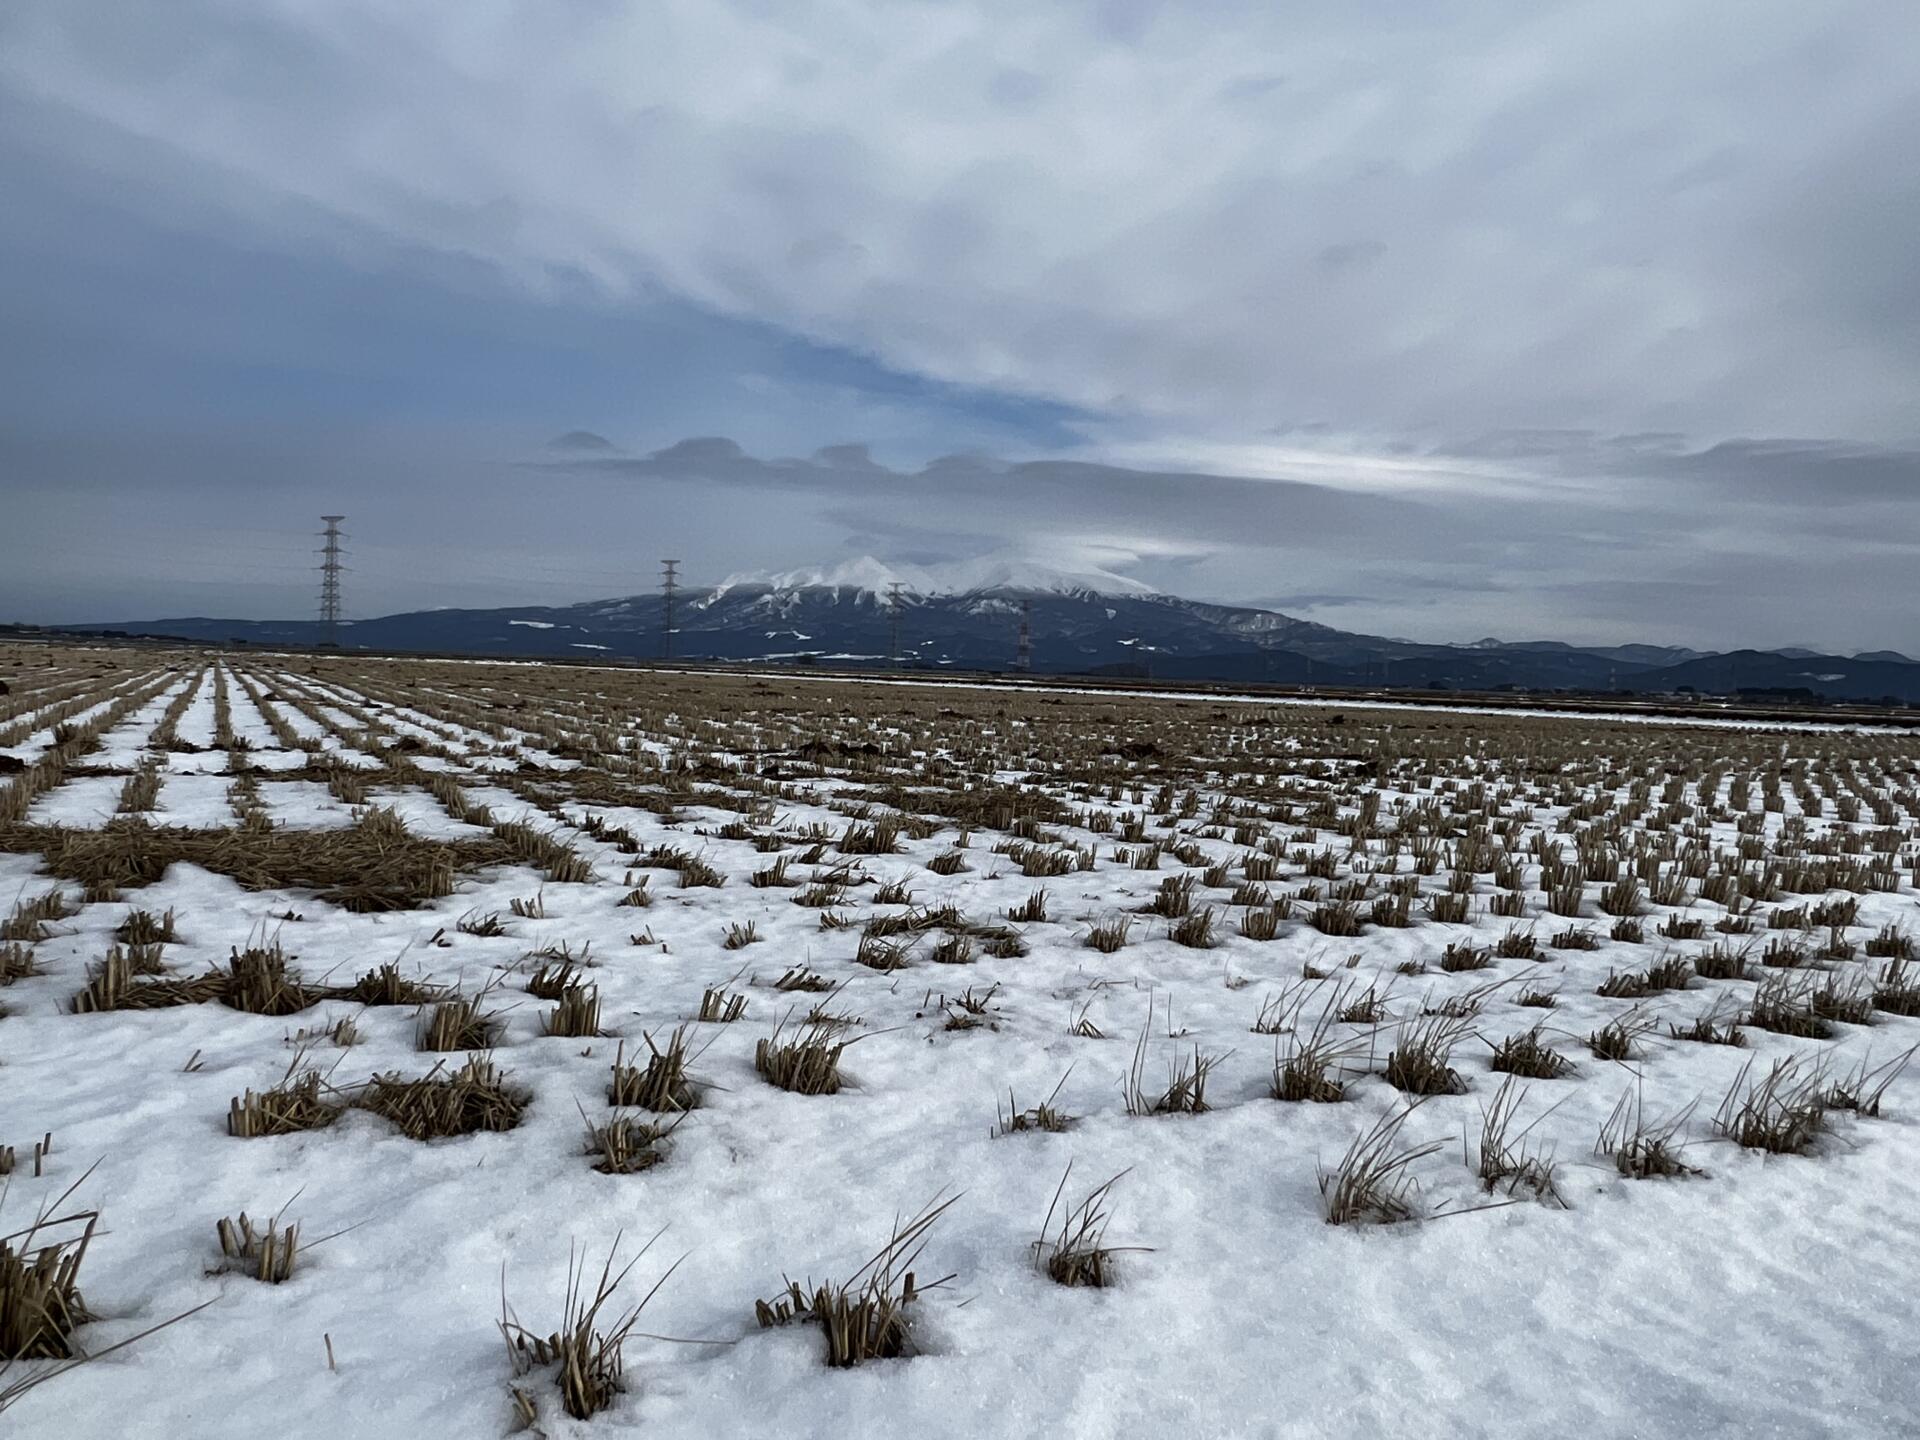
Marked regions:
[1,660,1917,1438]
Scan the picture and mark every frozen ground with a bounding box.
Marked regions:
[2,648,1918,1438]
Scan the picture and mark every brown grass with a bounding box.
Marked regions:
[1319,1104,1444,1225]
[544,984,604,1038]
[1439,942,1492,973]
[418,994,502,1052]
[753,1196,958,1366]
[1488,1026,1573,1079]
[358,1057,528,1139]
[1826,1047,1916,1117]
[583,1111,679,1175]
[1032,1165,1142,1287]
[114,907,175,946]
[697,986,749,1023]
[1122,1012,1224,1115]
[931,933,975,966]
[1007,889,1049,923]
[1744,974,1836,1039]
[996,1070,1076,1134]
[1873,958,1920,1016]
[608,1029,701,1112]
[1597,1084,1699,1178]
[755,1019,850,1095]
[1,821,505,911]
[0,943,37,985]
[856,932,913,972]
[1272,1002,1358,1103]
[1383,1014,1469,1095]
[500,1233,682,1420]
[1588,1009,1657,1062]
[73,940,327,1016]
[214,1209,301,1283]
[1475,1077,1566,1206]
[333,961,451,1007]
[1713,1055,1827,1154]
[0,1209,95,1361]
[1169,908,1216,948]
[227,1069,343,1138]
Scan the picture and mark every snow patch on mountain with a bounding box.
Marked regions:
[711,555,1158,600]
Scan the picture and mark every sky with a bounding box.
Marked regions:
[1,1,1917,654]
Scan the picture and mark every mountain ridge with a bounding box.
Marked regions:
[54,564,1920,703]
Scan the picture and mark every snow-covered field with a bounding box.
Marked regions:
[4,644,1920,1437]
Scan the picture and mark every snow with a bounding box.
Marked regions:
[151,773,239,827]
[173,676,219,751]
[510,620,557,630]
[755,651,888,662]
[254,780,358,829]
[24,772,124,825]
[86,677,196,768]
[0,677,151,766]
[6,657,1920,1437]
[714,554,1160,601]
[163,749,233,776]
[254,689,328,743]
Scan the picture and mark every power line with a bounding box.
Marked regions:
[1016,597,1033,673]
[317,516,347,647]
[659,558,680,659]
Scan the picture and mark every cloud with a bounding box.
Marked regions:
[3,413,1916,653]
[546,430,618,453]
[646,437,750,467]
[1316,240,1387,273]
[1634,439,1920,507]
[5,2,1917,446]
[810,443,886,472]
[516,428,1919,652]
[1,3,1915,657]
[543,435,1429,556]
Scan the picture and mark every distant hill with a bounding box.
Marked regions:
[61,558,1920,704]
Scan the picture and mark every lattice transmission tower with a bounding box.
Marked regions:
[659,559,680,659]
[887,581,905,667]
[317,516,347,647]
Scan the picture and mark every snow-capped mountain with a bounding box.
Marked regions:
[711,556,1159,600]
[58,558,1920,701]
